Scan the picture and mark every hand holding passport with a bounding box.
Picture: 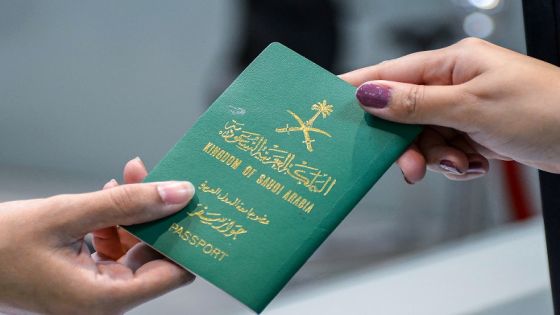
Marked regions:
[125,43,420,313]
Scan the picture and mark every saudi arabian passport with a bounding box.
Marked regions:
[125,43,420,313]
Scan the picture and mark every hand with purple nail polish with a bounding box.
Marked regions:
[340,37,560,182]
[0,157,196,314]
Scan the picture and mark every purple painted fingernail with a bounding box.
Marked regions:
[356,83,391,108]
[467,161,486,174]
[439,160,464,175]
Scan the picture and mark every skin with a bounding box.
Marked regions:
[341,37,560,182]
[0,158,195,315]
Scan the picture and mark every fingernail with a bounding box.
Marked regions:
[467,161,486,174]
[103,179,118,189]
[356,83,391,108]
[439,160,464,175]
[401,170,413,185]
[157,181,195,205]
[133,156,145,167]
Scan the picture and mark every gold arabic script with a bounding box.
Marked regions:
[188,203,248,240]
[218,120,336,196]
[198,181,270,225]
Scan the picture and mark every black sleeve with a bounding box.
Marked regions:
[522,0,560,313]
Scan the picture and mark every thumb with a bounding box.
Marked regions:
[48,181,195,238]
[355,81,470,129]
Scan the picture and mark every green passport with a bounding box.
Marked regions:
[125,43,420,313]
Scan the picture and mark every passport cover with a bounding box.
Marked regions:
[125,43,420,313]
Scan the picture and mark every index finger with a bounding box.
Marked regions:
[340,48,455,87]
[340,37,501,87]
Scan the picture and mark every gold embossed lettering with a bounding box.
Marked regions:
[168,222,229,262]
[202,142,243,170]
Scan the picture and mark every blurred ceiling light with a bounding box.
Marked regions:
[468,0,501,10]
[463,12,494,38]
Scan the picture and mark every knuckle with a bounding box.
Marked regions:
[457,85,480,111]
[108,185,138,215]
[451,86,482,130]
[399,85,424,117]
[459,88,479,107]
[457,37,488,49]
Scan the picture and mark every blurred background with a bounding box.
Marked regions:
[0,0,552,314]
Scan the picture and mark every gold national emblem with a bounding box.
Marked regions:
[275,100,333,152]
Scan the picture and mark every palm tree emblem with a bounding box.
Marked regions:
[275,100,334,152]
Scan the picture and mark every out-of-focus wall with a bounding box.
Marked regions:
[0,0,240,180]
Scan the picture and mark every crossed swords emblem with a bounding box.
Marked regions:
[275,100,334,152]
